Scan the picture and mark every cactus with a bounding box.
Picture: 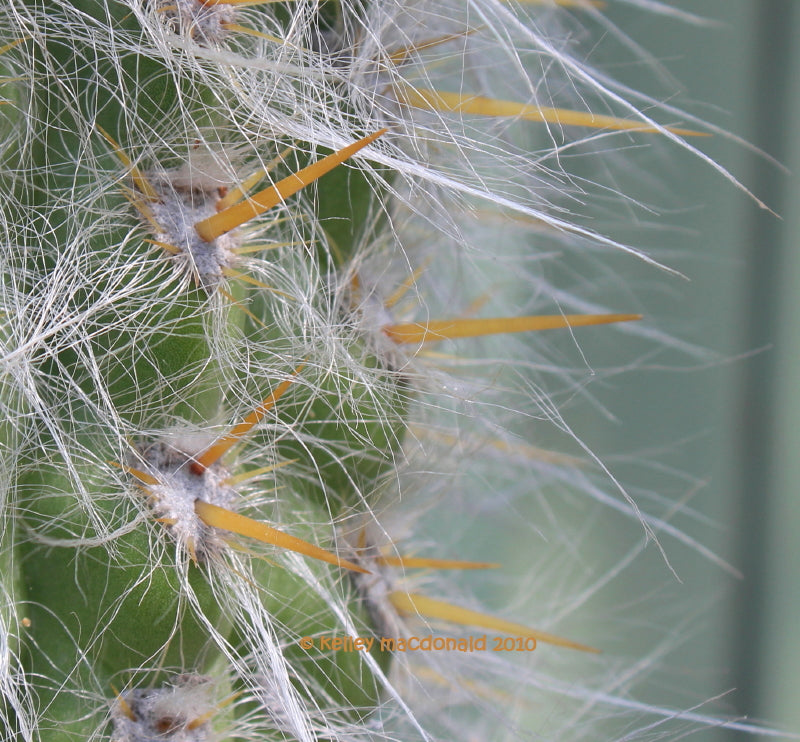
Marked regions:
[0,1,777,741]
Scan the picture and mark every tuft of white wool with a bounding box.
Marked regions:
[135,437,236,563]
[111,675,217,742]
[146,173,241,291]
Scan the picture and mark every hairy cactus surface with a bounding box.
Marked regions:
[0,2,777,741]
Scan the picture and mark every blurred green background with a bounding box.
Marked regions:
[427,2,799,737]
[590,0,799,738]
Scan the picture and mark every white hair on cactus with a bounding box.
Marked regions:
[111,675,217,742]
[146,173,241,291]
[0,1,780,741]
[132,436,237,564]
[155,0,237,45]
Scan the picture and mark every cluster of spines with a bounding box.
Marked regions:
[0,0,766,741]
[83,114,638,735]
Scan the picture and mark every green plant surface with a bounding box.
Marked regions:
[0,1,791,741]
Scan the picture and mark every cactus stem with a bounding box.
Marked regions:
[388,592,600,653]
[382,313,642,345]
[394,86,706,136]
[194,130,387,242]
